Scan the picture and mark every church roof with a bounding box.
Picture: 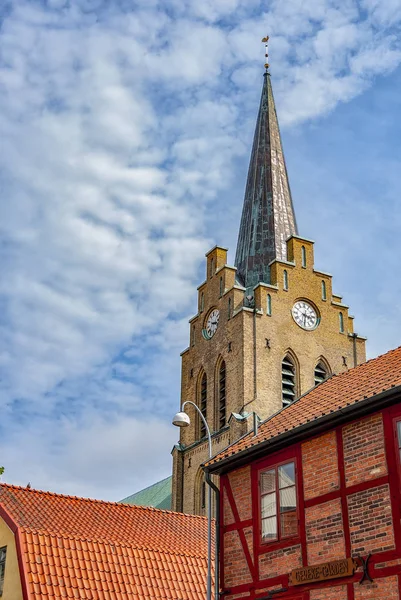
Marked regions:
[120,475,172,510]
[205,345,401,472]
[235,72,298,289]
[0,483,213,599]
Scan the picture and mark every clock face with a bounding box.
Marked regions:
[205,309,220,339]
[292,301,319,330]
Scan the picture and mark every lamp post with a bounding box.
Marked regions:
[172,401,213,600]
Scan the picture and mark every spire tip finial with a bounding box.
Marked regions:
[262,35,270,72]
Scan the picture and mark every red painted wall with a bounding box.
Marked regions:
[220,404,401,599]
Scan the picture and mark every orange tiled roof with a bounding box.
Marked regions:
[0,484,213,599]
[206,345,401,468]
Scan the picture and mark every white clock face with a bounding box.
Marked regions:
[205,309,220,339]
[292,301,319,330]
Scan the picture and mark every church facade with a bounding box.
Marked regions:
[171,72,366,516]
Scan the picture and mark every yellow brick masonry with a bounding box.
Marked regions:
[172,236,366,515]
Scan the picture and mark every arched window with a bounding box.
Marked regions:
[321,280,327,301]
[301,246,306,268]
[267,294,272,316]
[219,277,223,297]
[283,270,288,291]
[218,360,226,429]
[282,354,296,407]
[210,258,214,278]
[200,372,207,438]
[228,297,232,320]
[191,325,195,347]
[314,361,329,385]
[339,312,344,333]
[200,292,204,313]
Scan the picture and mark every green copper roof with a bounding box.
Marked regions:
[235,72,298,289]
[120,476,172,511]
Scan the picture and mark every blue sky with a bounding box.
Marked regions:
[0,0,400,501]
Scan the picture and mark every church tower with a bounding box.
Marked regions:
[171,68,366,516]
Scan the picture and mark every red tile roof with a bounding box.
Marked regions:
[206,345,401,468]
[0,484,213,599]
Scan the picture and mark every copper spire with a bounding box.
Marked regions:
[234,42,298,289]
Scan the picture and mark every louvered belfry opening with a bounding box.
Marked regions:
[200,373,207,438]
[219,361,226,429]
[314,361,328,385]
[282,355,296,407]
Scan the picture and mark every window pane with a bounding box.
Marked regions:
[280,486,296,512]
[261,492,276,518]
[278,462,295,489]
[262,516,277,540]
[280,509,297,538]
[260,469,275,493]
[397,421,401,449]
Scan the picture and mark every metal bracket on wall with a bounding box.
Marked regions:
[355,554,373,584]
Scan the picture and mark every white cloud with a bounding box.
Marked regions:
[0,0,401,498]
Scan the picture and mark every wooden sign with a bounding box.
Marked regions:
[289,558,357,586]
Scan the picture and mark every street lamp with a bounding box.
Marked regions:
[172,400,213,600]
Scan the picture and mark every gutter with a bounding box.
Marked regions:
[205,471,220,600]
[205,384,401,476]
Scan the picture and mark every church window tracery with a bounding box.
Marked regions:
[282,354,296,407]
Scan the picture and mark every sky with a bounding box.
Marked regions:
[0,0,400,502]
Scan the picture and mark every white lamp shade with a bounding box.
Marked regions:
[172,411,191,428]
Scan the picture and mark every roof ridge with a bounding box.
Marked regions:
[19,526,212,559]
[0,483,209,522]
[206,344,401,468]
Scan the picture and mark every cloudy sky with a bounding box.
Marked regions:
[0,0,400,502]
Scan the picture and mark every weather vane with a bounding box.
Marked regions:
[262,36,269,71]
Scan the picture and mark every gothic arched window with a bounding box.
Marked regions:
[228,297,232,320]
[314,361,329,385]
[283,270,288,291]
[321,280,327,301]
[282,354,296,407]
[339,312,344,333]
[220,277,223,297]
[218,360,226,429]
[267,293,272,316]
[200,372,207,438]
[301,246,306,267]
[200,292,204,313]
